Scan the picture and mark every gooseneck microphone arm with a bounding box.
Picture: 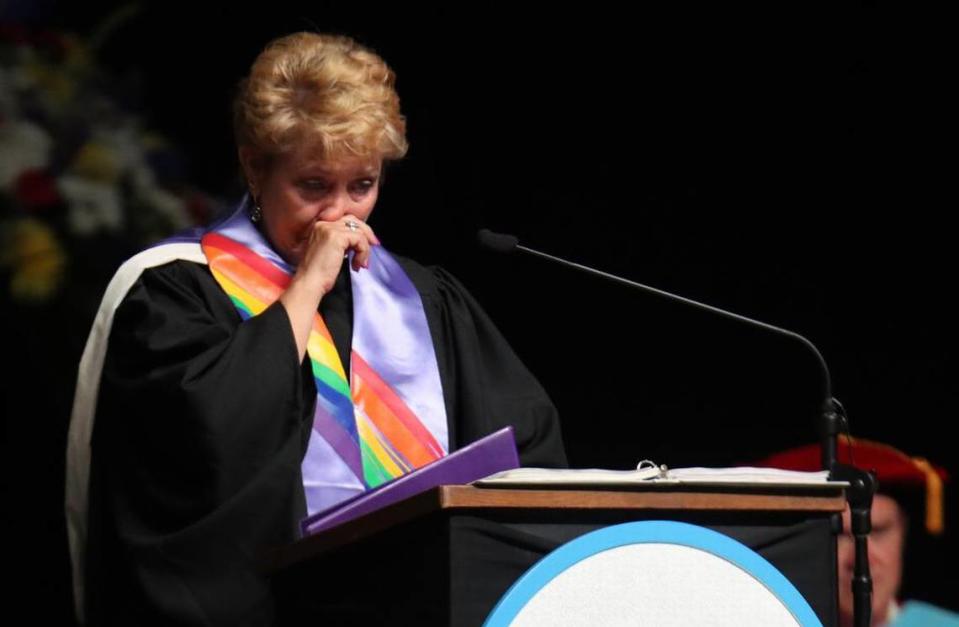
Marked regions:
[478,227,876,627]
[479,229,834,418]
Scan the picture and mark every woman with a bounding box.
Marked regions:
[66,32,565,625]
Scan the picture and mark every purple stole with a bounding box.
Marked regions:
[201,200,449,515]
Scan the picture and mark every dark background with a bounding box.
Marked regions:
[6,1,954,622]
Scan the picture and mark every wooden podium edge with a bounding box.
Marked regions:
[262,484,845,573]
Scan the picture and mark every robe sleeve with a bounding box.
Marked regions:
[415,265,568,469]
[85,260,314,626]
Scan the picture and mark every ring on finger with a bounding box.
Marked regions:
[345,220,359,232]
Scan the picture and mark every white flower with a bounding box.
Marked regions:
[57,175,124,236]
[0,120,52,190]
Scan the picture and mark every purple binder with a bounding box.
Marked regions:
[300,426,520,537]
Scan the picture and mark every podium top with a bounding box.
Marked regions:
[264,483,845,573]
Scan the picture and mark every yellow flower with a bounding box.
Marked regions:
[0,219,67,303]
[23,59,78,113]
[71,141,121,185]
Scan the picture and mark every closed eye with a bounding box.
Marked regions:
[300,179,330,192]
[349,179,376,195]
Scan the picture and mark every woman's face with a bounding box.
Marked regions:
[247,145,382,265]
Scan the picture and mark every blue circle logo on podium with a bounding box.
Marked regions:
[484,520,822,626]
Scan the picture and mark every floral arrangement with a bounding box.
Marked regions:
[0,17,222,305]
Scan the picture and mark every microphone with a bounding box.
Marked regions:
[480,228,819,351]
[478,226,876,627]
[478,227,844,465]
[480,229,828,384]
[476,229,518,254]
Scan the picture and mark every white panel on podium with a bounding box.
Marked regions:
[485,520,822,627]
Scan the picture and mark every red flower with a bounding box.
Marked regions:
[15,169,62,211]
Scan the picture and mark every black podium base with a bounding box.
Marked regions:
[273,508,837,626]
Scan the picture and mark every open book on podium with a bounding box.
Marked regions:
[475,464,840,488]
[300,426,843,537]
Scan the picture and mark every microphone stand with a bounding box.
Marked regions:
[481,231,877,627]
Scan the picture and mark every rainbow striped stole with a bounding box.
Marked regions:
[201,231,445,490]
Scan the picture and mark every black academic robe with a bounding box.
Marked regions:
[83,255,566,626]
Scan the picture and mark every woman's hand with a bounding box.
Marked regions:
[280,216,379,361]
[297,217,380,293]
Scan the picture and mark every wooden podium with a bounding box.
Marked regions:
[265,484,845,626]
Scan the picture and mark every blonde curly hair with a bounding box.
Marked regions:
[233,32,408,169]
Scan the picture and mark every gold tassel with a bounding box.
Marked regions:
[912,457,944,535]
